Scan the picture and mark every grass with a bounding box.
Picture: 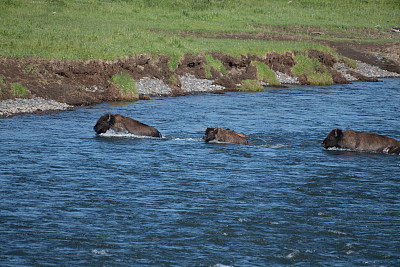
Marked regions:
[307,69,334,86]
[1,0,398,60]
[340,56,358,69]
[24,64,39,75]
[168,75,177,83]
[205,65,212,79]
[292,54,321,77]
[239,79,264,92]
[252,61,280,86]
[168,57,180,72]
[0,77,6,93]
[205,55,227,75]
[111,73,139,101]
[11,83,27,97]
[292,54,333,86]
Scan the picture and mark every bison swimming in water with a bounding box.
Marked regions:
[203,127,249,145]
[322,129,400,154]
[94,113,162,137]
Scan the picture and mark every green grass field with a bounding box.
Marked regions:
[0,0,399,60]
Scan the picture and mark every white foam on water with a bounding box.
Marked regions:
[261,143,289,149]
[328,229,347,236]
[99,131,206,143]
[205,139,248,145]
[172,137,203,142]
[326,147,352,152]
[206,140,230,144]
[99,129,161,139]
[285,249,300,259]
[91,249,108,255]
[317,212,328,217]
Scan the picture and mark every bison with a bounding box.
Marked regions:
[94,113,162,137]
[203,127,249,145]
[321,129,400,154]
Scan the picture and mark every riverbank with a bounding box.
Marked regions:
[0,54,399,118]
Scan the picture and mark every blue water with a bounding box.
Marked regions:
[1,79,399,266]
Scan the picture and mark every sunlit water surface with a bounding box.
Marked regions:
[1,79,399,266]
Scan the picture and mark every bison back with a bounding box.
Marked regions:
[216,128,249,145]
[343,130,400,154]
[113,114,162,137]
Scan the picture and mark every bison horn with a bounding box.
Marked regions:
[107,114,111,122]
[334,129,338,137]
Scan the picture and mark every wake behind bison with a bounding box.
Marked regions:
[322,129,400,154]
[94,113,162,137]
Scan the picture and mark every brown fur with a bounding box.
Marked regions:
[322,129,400,154]
[94,113,161,137]
[203,127,249,145]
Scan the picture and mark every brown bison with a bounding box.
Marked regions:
[94,113,162,137]
[322,129,400,154]
[203,127,249,145]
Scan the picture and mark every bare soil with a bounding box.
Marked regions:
[0,29,399,106]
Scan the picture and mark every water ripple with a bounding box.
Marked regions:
[1,79,400,266]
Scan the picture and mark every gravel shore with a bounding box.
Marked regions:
[1,61,399,118]
[0,98,73,118]
[334,60,400,82]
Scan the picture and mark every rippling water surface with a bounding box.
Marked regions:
[1,79,400,266]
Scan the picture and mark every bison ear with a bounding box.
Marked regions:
[334,129,343,138]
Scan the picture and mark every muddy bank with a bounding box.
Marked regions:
[0,48,399,117]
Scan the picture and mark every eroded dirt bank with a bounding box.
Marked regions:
[0,43,399,108]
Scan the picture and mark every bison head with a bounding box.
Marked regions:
[322,129,343,149]
[203,127,219,142]
[93,113,116,134]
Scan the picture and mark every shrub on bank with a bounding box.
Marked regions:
[292,54,333,86]
[0,77,6,93]
[292,54,319,77]
[168,75,177,83]
[252,61,280,86]
[111,73,139,101]
[307,69,334,86]
[341,57,357,69]
[11,83,27,97]
[168,58,179,72]
[239,79,264,92]
[205,55,226,76]
[204,65,212,79]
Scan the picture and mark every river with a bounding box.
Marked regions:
[1,79,399,266]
